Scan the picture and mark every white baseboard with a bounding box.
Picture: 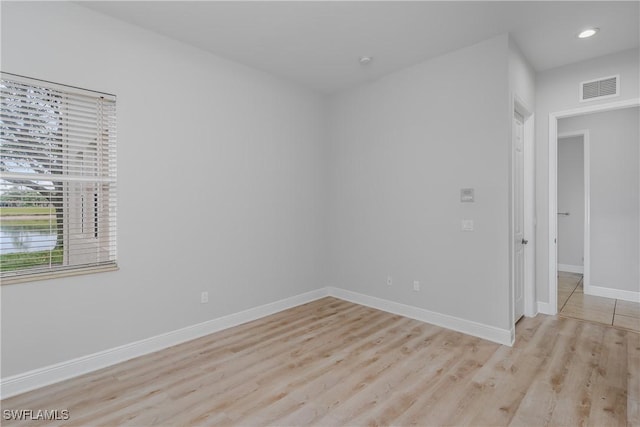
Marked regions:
[584,284,640,303]
[1,286,519,400]
[537,301,556,315]
[557,264,584,274]
[0,288,329,400]
[327,287,514,347]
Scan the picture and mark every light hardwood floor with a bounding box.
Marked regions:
[558,271,640,333]
[2,297,638,426]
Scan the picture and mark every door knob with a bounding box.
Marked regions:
[522,238,528,245]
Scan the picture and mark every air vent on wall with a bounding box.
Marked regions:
[580,75,619,102]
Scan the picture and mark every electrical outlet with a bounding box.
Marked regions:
[387,275,393,286]
[413,281,420,291]
[200,291,209,304]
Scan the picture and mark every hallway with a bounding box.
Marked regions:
[558,271,640,332]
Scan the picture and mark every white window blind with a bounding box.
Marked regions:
[0,73,117,283]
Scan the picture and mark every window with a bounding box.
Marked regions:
[0,73,117,284]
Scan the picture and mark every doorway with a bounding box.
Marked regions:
[557,131,589,272]
[556,131,589,316]
[548,99,640,324]
[512,98,535,327]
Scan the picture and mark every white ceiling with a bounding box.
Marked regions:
[82,1,639,94]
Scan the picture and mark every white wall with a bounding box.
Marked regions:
[326,35,513,331]
[508,39,536,111]
[1,2,327,377]
[535,48,640,303]
[557,136,584,270]
[558,108,639,294]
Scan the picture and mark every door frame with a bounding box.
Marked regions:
[512,96,535,326]
[556,130,590,293]
[547,98,640,314]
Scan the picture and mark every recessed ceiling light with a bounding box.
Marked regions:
[359,56,373,65]
[578,28,599,39]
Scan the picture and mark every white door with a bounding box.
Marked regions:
[513,112,526,321]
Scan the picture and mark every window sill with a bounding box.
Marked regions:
[1,264,119,286]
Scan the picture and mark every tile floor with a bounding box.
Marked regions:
[558,271,640,333]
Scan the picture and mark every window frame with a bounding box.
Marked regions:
[0,73,118,285]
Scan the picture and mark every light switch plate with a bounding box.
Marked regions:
[462,219,474,231]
